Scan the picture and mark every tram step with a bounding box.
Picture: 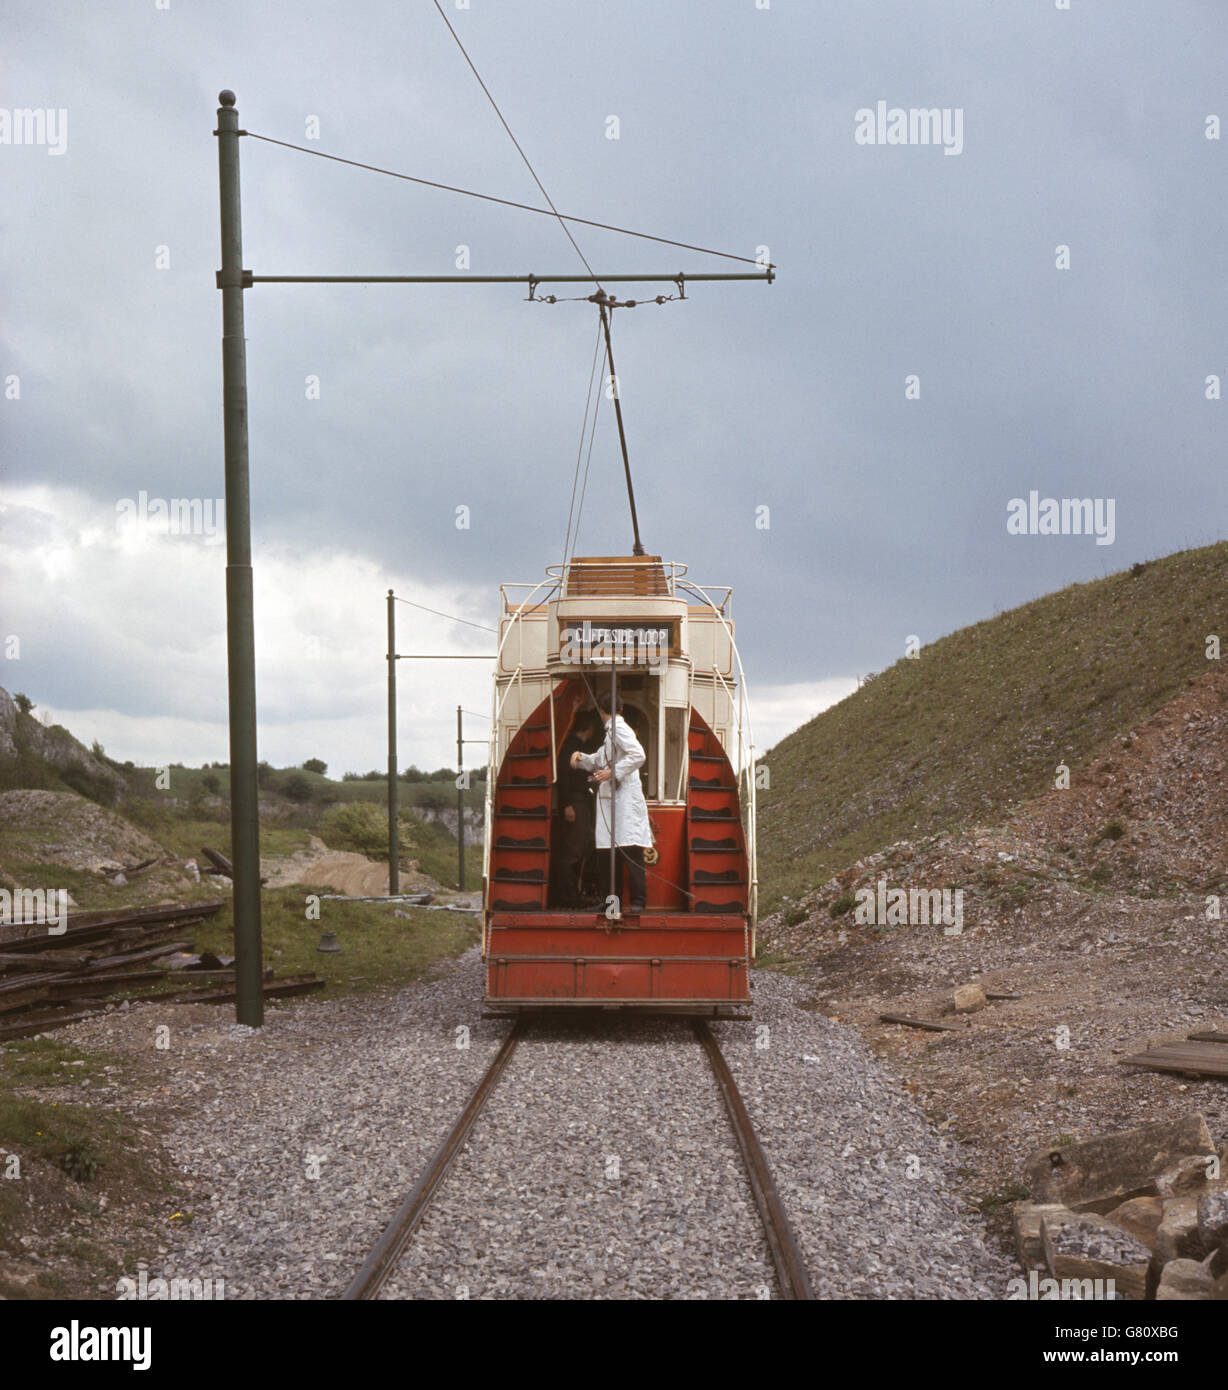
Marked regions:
[693,869,743,884]
[690,837,738,851]
[495,836,548,850]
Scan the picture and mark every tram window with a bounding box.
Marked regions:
[621,702,652,797]
[663,706,685,801]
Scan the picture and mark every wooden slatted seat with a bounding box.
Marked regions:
[564,555,671,597]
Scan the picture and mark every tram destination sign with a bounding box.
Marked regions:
[559,619,676,667]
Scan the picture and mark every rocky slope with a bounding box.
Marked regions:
[758,666,1228,1258]
[0,687,126,805]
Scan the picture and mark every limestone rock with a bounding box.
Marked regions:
[0,687,16,763]
[1154,1196,1202,1266]
[953,983,987,1013]
[0,688,124,803]
[1024,1114,1216,1213]
[1041,1209,1150,1300]
[1156,1153,1216,1198]
[1014,1201,1068,1272]
[1197,1187,1228,1252]
[1156,1256,1215,1301]
[1105,1195,1163,1251]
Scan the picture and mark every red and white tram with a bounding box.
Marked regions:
[482,553,757,1012]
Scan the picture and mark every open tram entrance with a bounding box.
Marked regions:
[547,669,683,913]
[488,674,748,921]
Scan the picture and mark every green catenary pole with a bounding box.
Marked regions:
[215,91,263,1027]
[387,590,399,894]
[456,705,465,891]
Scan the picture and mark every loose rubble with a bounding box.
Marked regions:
[44,953,1013,1299]
[1012,1114,1228,1299]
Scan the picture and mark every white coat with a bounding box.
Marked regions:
[574,714,653,849]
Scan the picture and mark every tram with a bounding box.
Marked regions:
[482,553,757,1012]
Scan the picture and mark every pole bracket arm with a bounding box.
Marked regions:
[216,268,254,289]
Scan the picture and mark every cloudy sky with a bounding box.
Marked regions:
[2,0,1224,776]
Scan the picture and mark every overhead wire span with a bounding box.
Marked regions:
[392,595,496,634]
[242,133,770,270]
[429,0,600,290]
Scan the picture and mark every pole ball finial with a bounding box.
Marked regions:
[218,90,236,107]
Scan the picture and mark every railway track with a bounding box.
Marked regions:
[341,1015,814,1301]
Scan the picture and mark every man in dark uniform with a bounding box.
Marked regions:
[555,712,599,907]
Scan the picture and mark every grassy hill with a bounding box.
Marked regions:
[758,541,1228,910]
[0,704,487,902]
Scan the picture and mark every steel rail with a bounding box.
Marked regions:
[691,1019,814,1300]
[340,1018,527,1300]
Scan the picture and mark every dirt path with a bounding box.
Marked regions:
[261,834,436,896]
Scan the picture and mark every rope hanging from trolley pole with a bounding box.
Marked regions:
[592,291,644,558]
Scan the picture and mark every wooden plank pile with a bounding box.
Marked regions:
[1120,1031,1228,1080]
[0,901,324,1040]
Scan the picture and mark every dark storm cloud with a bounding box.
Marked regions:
[3,0,1225,764]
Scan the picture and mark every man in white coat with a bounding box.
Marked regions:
[570,691,652,912]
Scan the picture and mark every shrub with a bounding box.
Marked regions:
[782,904,808,927]
[59,763,118,807]
[281,772,314,804]
[319,801,414,859]
[202,772,221,795]
[1102,820,1125,841]
[13,693,33,715]
[302,758,327,776]
[62,1137,99,1183]
[1090,863,1112,884]
[829,891,857,918]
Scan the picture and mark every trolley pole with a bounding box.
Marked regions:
[216,90,263,1028]
[387,589,399,894]
[609,666,618,915]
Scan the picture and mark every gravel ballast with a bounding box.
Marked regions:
[56,951,1015,1299]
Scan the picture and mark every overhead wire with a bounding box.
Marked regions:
[562,316,606,565]
[568,343,606,565]
[429,0,601,290]
[392,595,496,634]
[241,133,768,269]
